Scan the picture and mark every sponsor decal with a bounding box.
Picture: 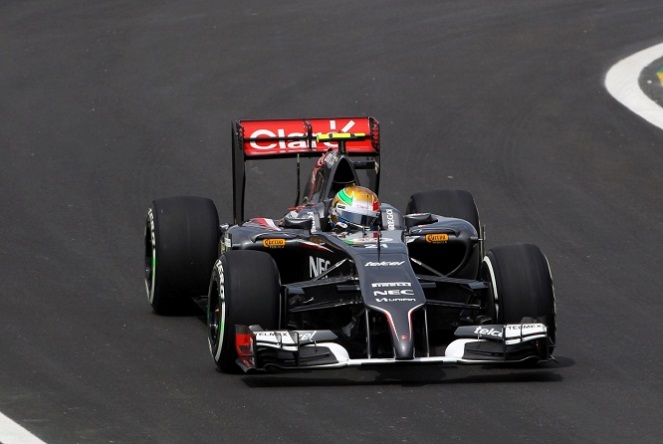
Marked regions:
[363,243,388,249]
[262,238,286,248]
[474,326,503,338]
[374,297,417,303]
[298,331,316,342]
[371,282,412,288]
[147,208,156,249]
[385,208,395,230]
[373,289,415,296]
[247,120,356,151]
[505,323,547,336]
[365,261,405,267]
[309,256,331,277]
[425,233,449,243]
[305,212,318,233]
[254,331,299,347]
[146,208,157,301]
[214,259,226,303]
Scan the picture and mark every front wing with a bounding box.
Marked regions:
[234,323,553,372]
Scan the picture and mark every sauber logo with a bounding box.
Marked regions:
[248,120,356,151]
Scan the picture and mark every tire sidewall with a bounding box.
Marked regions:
[208,256,237,371]
[145,206,157,305]
[207,251,281,373]
[482,244,556,348]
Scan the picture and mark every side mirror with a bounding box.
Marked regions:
[282,215,314,231]
[404,212,436,228]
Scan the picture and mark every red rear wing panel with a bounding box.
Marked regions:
[237,117,379,157]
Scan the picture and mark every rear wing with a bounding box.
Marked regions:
[231,117,380,224]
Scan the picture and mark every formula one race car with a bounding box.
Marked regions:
[144,117,556,373]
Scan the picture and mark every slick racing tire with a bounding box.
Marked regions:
[406,189,481,277]
[482,244,556,354]
[406,189,480,233]
[207,250,280,373]
[145,196,219,315]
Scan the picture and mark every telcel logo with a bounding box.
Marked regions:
[474,327,503,338]
[425,233,449,243]
[262,239,286,248]
[365,261,405,267]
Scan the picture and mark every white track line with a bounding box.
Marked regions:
[605,42,663,131]
[0,411,48,444]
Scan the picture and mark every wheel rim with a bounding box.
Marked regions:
[208,285,221,345]
[208,261,227,362]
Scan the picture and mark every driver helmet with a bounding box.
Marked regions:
[330,186,380,230]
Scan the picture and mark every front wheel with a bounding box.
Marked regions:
[482,244,556,355]
[207,250,281,373]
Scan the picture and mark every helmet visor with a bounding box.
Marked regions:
[336,208,379,228]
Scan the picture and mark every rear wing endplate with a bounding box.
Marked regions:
[231,117,380,224]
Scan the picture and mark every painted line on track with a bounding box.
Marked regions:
[605,42,663,131]
[0,411,48,444]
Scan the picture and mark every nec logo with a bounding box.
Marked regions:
[309,257,330,277]
[373,289,415,296]
[365,261,405,267]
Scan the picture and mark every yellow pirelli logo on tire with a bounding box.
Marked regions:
[262,239,286,248]
[425,233,449,243]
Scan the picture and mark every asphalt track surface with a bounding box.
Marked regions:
[2,1,663,443]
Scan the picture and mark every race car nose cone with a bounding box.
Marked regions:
[393,334,415,360]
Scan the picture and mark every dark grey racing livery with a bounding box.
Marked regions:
[144,117,556,373]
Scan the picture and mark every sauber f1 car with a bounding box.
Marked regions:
[144,117,556,373]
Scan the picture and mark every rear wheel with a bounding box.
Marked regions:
[406,189,480,233]
[406,189,482,278]
[207,250,281,373]
[482,244,556,354]
[144,196,219,314]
